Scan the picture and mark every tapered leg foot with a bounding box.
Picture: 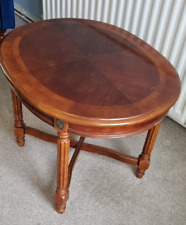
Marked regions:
[136,169,144,179]
[16,136,25,147]
[54,189,69,214]
[136,154,150,178]
[136,123,161,178]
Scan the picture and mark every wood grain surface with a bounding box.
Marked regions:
[0,18,181,214]
[0,19,181,131]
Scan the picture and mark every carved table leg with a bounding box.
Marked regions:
[11,89,25,146]
[136,122,161,178]
[54,120,70,214]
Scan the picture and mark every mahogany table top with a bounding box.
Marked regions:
[0,19,180,128]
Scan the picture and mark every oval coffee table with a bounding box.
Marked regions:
[0,19,180,213]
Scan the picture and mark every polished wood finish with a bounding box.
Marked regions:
[137,122,161,178]
[0,19,181,214]
[0,19,180,129]
[54,121,70,214]
[11,89,25,146]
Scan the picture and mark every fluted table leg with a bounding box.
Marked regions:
[54,120,70,214]
[11,89,25,146]
[136,122,161,178]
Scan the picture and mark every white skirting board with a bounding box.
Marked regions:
[14,3,38,22]
[42,0,186,128]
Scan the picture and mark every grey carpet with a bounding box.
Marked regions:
[0,16,186,225]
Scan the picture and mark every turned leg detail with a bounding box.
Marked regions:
[11,89,25,146]
[54,120,70,214]
[136,122,161,178]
